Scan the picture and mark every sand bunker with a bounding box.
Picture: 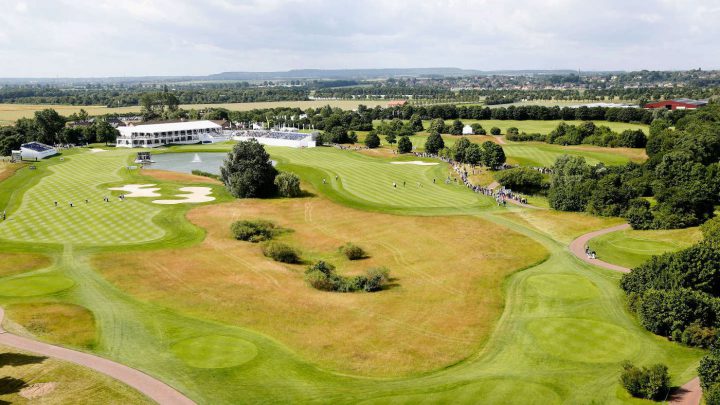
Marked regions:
[20,382,57,399]
[152,187,215,205]
[390,161,438,166]
[108,184,161,197]
[88,148,107,153]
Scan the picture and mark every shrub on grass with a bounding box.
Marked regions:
[340,243,366,260]
[262,242,300,263]
[490,127,501,135]
[231,220,278,242]
[274,172,301,197]
[620,361,670,400]
[304,261,390,293]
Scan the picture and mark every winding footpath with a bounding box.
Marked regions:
[569,224,701,405]
[0,307,195,405]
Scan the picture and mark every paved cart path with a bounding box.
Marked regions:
[0,306,195,405]
[569,224,701,405]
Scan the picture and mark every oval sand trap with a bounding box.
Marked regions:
[528,318,639,363]
[389,161,438,166]
[108,184,161,197]
[171,335,257,368]
[153,187,215,205]
[0,275,74,297]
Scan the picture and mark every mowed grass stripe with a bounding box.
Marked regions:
[0,150,165,245]
[267,147,490,209]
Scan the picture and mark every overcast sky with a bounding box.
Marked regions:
[0,0,718,77]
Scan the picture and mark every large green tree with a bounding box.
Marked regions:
[220,139,278,198]
[424,131,445,154]
[397,136,412,154]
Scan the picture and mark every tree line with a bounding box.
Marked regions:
[508,121,647,148]
[547,104,720,230]
[0,109,118,154]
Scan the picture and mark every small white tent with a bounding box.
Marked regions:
[462,124,474,135]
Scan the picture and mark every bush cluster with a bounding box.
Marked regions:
[304,261,389,293]
[620,361,670,400]
[339,243,366,260]
[231,220,280,243]
[495,167,546,194]
[262,241,300,263]
[274,172,301,197]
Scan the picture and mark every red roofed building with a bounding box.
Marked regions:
[644,98,708,110]
[387,100,408,107]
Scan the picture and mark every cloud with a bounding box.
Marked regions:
[0,0,717,77]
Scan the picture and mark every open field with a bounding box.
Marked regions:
[589,227,703,269]
[0,343,151,404]
[0,100,390,124]
[0,144,707,403]
[95,196,547,376]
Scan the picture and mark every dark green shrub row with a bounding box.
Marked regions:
[304,261,389,293]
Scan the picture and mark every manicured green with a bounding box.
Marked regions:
[0,275,74,297]
[590,227,703,269]
[0,144,705,404]
[171,335,258,369]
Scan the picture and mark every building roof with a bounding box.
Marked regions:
[123,120,222,133]
[671,98,708,106]
[387,100,408,107]
[21,142,55,152]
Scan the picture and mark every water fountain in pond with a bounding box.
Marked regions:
[191,153,202,163]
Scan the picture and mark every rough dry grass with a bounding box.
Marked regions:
[4,303,97,349]
[94,196,547,376]
[501,209,627,244]
[0,253,51,277]
[0,344,151,404]
[589,227,703,269]
[0,161,24,182]
[140,169,222,185]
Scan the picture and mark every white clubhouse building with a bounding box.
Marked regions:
[116,120,224,148]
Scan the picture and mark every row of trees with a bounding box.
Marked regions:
[507,121,647,148]
[0,109,118,155]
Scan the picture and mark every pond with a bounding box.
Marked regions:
[149,152,228,175]
[148,152,275,175]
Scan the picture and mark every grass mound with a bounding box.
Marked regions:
[0,275,74,297]
[171,335,258,369]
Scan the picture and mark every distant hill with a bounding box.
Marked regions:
[0,68,589,84]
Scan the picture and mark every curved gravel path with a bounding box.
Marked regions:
[0,307,195,405]
[568,223,632,273]
[569,224,701,405]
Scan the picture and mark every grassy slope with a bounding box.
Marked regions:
[0,145,705,404]
[589,227,703,269]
